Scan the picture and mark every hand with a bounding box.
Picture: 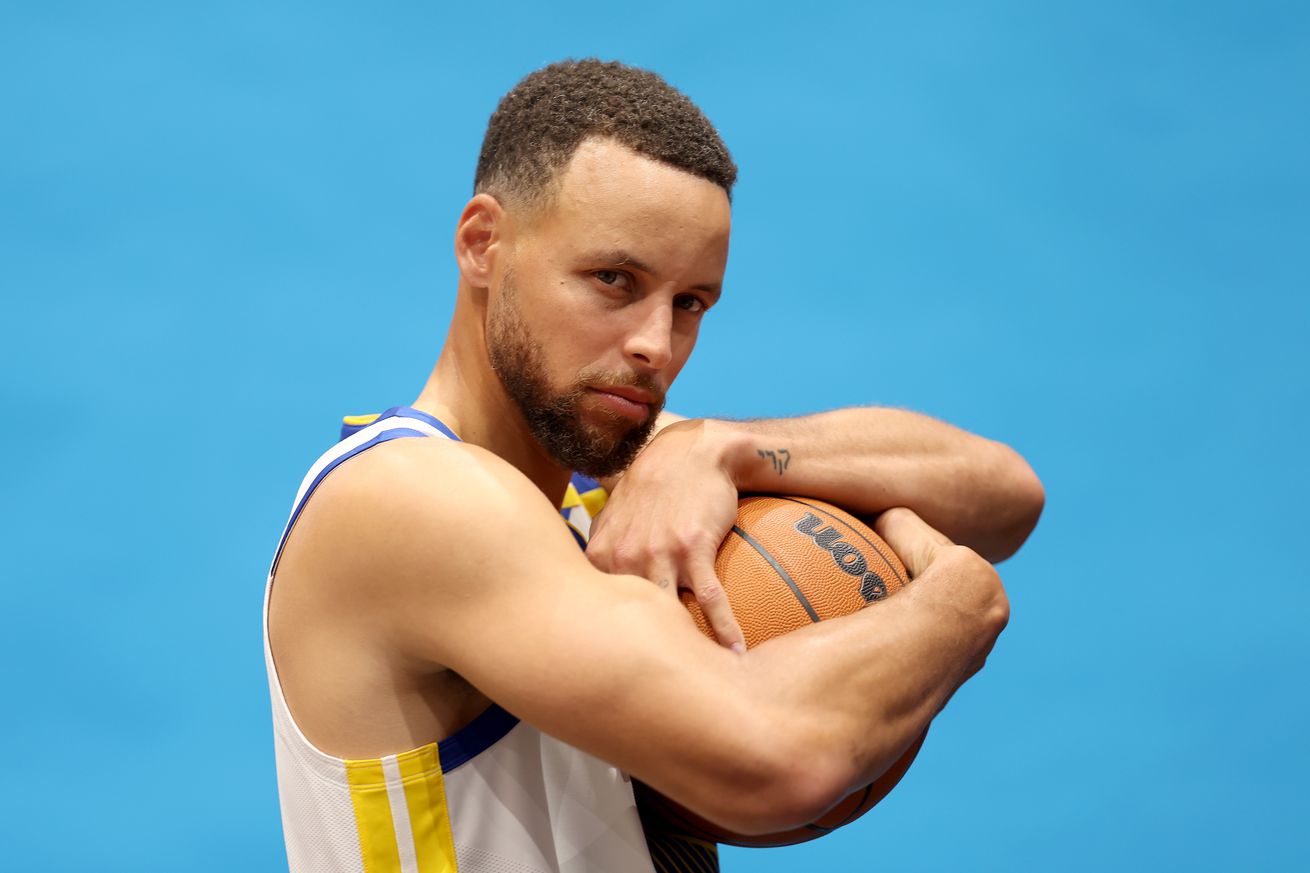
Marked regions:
[586,420,748,652]
[874,507,1010,684]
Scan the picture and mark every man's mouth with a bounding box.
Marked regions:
[586,385,656,420]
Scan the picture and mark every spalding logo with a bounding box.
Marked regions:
[794,512,888,602]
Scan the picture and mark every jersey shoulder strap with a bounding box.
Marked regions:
[270,406,459,578]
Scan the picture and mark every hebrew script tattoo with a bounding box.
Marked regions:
[757,448,792,475]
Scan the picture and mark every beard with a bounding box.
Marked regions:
[486,272,665,478]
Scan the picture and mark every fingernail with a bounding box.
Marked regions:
[731,642,746,655]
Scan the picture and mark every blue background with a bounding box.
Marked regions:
[2,1,1306,870]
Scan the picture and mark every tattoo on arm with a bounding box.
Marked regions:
[757,448,791,475]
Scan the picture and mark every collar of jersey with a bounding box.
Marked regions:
[376,406,462,442]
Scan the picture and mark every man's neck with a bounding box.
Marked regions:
[411,342,573,509]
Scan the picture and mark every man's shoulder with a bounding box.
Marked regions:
[274,430,574,623]
[317,432,545,526]
[277,409,585,594]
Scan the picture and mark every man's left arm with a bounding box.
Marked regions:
[723,408,1043,560]
[588,407,1044,647]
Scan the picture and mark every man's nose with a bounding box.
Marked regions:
[623,300,673,371]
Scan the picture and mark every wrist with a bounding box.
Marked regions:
[658,418,785,491]
[699,419,769,489]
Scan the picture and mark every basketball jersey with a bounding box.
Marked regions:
[264,406,667,873]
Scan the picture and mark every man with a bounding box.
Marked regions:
[264,59,1043,873]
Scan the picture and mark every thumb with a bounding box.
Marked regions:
[874,508,953,579]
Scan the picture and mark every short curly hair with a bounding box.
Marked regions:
[474,59,737,212]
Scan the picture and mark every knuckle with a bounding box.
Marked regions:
[940,546,1010,631]
[990,583,1011,630]
[585,544,611,568]
[609,541,640,571]
[880,506,915,528]
[695,581,726,605]
[683,528,714,550]
[942,543,986,571]
[995,594,1012,631]
[671,532,705,559]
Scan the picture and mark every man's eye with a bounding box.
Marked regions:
[675,295,707,314]
[595,270,626,287]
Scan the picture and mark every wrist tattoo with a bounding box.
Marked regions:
[757,448,791,475]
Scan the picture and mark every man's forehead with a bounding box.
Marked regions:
[553,139,731,224]
[533,139,731,270]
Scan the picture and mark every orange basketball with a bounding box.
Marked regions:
[633,495,926,848]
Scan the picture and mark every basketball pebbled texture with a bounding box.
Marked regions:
[634,495,925,848]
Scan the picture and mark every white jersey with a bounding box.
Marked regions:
[264,406,660,873]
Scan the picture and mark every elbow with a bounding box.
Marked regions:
[1008,453,1046,547]
[683,725,857,836]
[725,765,846,837]
[979,444,1045,563]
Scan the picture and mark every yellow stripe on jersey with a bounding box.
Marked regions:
[343,413,382,427]
[346,758,405,873]
[577,484,607,517]
[561,482,583,510]
[397,744,460,873]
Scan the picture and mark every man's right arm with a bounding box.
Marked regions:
[310,437,1009,835]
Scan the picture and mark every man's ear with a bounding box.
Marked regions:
[454,193,507,289]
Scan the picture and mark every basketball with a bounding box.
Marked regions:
[633,495,926,848]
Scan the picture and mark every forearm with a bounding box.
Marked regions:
[647,543,1008,833]
[744,547,1005,812]
[693,409,1045,561]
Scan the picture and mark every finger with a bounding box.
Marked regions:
[686,555,746,654]
[874,507,953,579]
[587,526,645,577]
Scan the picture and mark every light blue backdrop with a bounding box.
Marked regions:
[2,2,1306,870]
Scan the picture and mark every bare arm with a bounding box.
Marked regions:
[705,408,1044,561]
[311,438,1008,834]
[588,407,1042,647]
[604,408,1043,562]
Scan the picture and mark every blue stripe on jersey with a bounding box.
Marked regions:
[570,471,602,494]
[566,524,588,550]
[438,703,520,772]
[376,406,461,441]
[339,406,462,442]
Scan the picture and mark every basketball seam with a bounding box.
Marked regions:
[730,524,820,623]
[776,497,910,588]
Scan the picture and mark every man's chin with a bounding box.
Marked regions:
[554,418,651,479]
[575,428,636,466]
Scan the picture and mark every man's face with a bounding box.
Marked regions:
[485,139,732,477]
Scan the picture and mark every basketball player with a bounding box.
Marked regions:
[264,60,1043,873]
